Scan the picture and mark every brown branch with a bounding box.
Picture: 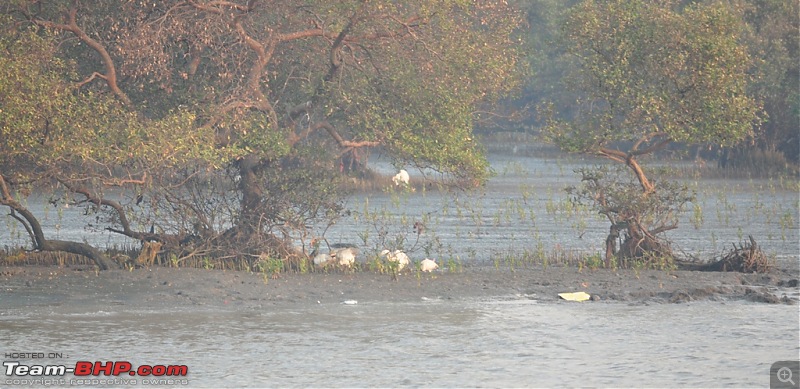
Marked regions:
[103,172,148,187]
[207,0,252,12]
[276,13,423,44]
[74,71,107,89]
[310,121,380,149]
[63,181,169,245]
[325,6,364,79]
[1,174,115,269]
[294,5,366,124]
[278,28,326,42]
[650,223,678,235]
[631,137,672,157]
[61,181,133,235]
[164,192,212,234]
[388,14,423,39]
[186,0,223,15]
[189,1,280,129]
[231,19,277,118]
[630,132,670,156]
[597,146,654,194]
[32,7,131,106]
[597,147,627,164]
[187,2,429,145]
[0,173,45,248]
[8,210,36,249]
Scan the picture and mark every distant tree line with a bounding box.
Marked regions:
[519,0,798,166]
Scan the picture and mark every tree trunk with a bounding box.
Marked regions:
[41,240,117,270]
[236,154,265,237]
[0,174,117,270]
[604,224,620,266]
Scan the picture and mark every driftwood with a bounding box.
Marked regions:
[697,236,772,273]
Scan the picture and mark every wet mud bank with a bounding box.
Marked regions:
[2,262,798,310]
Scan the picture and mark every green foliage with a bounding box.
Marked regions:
[569,165,694,231]
[0,16,220,176]
[0,20,81,164]
[568,165,695,260]
[332,1,525,182]
[256,255,284,281]
[0,0,526,264]
[519,0,578,127]
[580,252,604,271]
[534,0,763,259]
[213,110,290,162]
[740,0,799,162]
[542,0,761,152]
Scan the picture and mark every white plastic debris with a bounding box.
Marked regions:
[558,292,591,302]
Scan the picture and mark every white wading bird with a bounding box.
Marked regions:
[309,239,333,266]
[381,249,410,271]
[310,239,358,267]
[392,169,410,186]
[309,242,358,267]
[308,238,358,267]
[331,246,358,267]
[420,258,439,272]
[312,251,333,267]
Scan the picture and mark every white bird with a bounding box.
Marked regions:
[310,239,358,268]
[381,249,410,271]
[332,247,357,267]
[420,258,439,272]
[312,252,333,266]
[392,169,410,186]
[309,239,333,266]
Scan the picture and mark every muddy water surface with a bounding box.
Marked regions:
[2,298,798,387]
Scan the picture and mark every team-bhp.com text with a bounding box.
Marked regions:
[4,361,189,385]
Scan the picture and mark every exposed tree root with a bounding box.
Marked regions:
[696,236,772,273]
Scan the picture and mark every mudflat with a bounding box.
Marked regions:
[2,262,798,310]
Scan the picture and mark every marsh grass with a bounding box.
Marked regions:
[479,133,564,158]
[482,244,682,272]
[652,160,799,182]
[341,169,478,194]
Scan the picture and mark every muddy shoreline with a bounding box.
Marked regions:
[2,262,798,311]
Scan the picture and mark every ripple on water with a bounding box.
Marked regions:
[2,299,796,387]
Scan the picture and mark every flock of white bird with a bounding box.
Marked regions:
[312,245,438,272]
[308,170,439,272]
[310,241,437,272]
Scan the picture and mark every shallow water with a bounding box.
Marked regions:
[1,298,797,387]
[325,154,800,266]
[2,155,797,265]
